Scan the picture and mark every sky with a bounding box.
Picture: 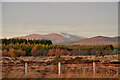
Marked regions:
[2,2,118,38]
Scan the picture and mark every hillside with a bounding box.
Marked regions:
[12,33,119,45]
[13,33,84,44]
[73,36,119,45]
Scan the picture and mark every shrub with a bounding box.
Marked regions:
[9,48,17,57]
[55,48,61,56]
[48,48,55,56]
[2,49,9,56]
[15,49,26,57]
[56,53,61,60]
[31,47,42,56]
[60,50,71,55]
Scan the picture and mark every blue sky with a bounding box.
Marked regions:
[2,2,118,38]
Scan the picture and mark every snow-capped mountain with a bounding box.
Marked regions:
[57,32,72,38]
[12,33,119,45]
[13,32,85,44]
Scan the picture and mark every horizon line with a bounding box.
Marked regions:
[1,32,119,39]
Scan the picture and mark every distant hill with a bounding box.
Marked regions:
[12,33,119,45]
[73,36,120,45]
[13,32,85,44]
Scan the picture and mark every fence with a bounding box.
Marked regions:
[2,60,119,78]
[23,61,115,77]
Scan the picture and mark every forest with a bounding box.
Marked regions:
[0,39,120,57]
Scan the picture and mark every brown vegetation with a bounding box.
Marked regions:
[2,55,119,78]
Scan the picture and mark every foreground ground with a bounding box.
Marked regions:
[1,55,120,78]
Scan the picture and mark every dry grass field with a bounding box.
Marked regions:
[2,55,120,78]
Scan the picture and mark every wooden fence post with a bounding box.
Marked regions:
[25,62,28,74]
[58,62,61,75]
[93,61,96,76]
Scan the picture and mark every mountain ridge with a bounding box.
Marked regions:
[73,36,119,45]
[13,32,85,44]
[12,33,119,45]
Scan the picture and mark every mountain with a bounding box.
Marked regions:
[73,36,120,45]
[12,33,119,45]
[13,32,85,44]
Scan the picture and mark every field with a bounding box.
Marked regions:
[1,39,120,79]
[2,55,120,78]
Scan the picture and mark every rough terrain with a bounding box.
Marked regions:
[2,55,120,78]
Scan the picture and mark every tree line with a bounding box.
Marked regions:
[0,39,120,57]
[2,38,52,45]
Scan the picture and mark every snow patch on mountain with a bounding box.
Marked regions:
[57,32,72,38]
